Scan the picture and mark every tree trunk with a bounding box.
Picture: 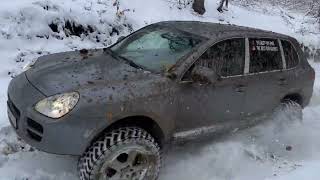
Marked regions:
[192,0,206,15]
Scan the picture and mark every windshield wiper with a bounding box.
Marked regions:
[118,55,143,69]
[105,48,144,70]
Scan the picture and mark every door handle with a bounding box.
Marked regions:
[278,78,287,85]
[235,84,246,93]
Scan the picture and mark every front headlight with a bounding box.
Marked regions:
[35,92,80,119]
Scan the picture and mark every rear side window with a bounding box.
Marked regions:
[195,38,245,77]
[281,40,299,69]
[249,38,282,73]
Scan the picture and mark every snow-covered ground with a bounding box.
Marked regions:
[0,0,319,179]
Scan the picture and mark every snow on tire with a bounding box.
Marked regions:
[279,100,303,122]
[78,127,161,180]
[271,100,303,133]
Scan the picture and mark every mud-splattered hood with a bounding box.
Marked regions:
[26,49,158,96]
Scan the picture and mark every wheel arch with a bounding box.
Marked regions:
[89,115,166,148]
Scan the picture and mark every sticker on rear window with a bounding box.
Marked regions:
[252,40,278,52]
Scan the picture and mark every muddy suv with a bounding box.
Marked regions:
[7,21,315,180]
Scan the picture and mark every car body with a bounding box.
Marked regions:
[7,21,315,156]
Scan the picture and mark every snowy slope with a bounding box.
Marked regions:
[0,0,319,179]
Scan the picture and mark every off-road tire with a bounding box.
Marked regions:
[78,127,161,180]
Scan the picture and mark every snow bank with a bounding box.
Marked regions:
[161,101,320,180]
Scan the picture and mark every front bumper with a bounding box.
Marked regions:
[7,73,91,155]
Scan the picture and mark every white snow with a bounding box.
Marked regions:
[0,0,319,179]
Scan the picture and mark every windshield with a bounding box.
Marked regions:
[111,26,203,73]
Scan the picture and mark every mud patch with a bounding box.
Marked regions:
[47,19,133,45]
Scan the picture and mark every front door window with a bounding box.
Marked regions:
[195,38,245,77]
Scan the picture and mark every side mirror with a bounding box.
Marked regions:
[191,66,219,84]
[165,72,177,80]
[117,36,126,43]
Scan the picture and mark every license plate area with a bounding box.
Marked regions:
[8,108,17,129]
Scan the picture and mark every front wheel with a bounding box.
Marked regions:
[78,127,161,180]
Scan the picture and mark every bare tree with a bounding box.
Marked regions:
[192,0,206,15]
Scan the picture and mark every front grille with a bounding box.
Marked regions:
[7,97,21,120]
[27,118,43,142]
[27,118,43,134]
[27,129,42,142]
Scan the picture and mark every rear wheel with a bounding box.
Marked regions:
[78,127,161,180]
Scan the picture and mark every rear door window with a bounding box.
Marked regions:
[281,40,299,69]
[249,38,283,73]
[195,38,245,77]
